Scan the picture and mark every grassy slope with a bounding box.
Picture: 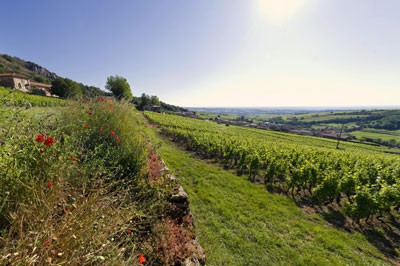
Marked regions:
[299,114,369,122]
[351,129,400,142]
[0,54,53,83]
[1,103,175,265]
[0,86,65,107]
[143,119,390,266]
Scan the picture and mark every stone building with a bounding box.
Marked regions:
[0,72,52,96]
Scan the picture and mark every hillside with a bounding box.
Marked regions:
[0,54,186,110]
[0,54,57,84]
[0,93,204,265]
[0,54,107,97]
[145,122,393,265]
[145,111,400,264]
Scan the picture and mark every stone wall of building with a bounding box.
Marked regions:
[13,77,30,92]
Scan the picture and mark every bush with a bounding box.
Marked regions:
[30,88,47,96]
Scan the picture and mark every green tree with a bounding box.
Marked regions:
[51,78,68,97]
[105,75,132,100]
[138,93,150,110]
[64,79,83,99]
[150,95,160,106]
[51,78,82,98]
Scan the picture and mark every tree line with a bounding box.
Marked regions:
[51,75,185,112]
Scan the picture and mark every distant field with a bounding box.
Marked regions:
[196,111,239,120]
[351,128,400,142]
[298,114,369,122]
[248,111,370,122]
[192,107,400,150]
[311,123,357,130]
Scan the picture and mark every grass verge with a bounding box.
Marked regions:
[0,100,179,265]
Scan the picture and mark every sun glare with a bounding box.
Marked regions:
[257,0,308,22]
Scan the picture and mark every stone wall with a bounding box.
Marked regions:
[13,78,30,92]
[159,159,206,266]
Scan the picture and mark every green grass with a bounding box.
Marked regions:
[0,86,65,107]
[196,111,239,120]
[311,123,357,130]
[351,128,400,142]
[143,119,390,266]
[0,102,175,265]
[299,114,369,122]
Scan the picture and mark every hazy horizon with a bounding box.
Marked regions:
[1,0,399,107]
[186,105,400,109]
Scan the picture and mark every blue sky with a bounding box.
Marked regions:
[1,0,399,107]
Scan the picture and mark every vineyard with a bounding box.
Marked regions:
[145,112,400,224]
[0,86,65,107]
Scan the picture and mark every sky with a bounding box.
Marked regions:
[1,0,399,107]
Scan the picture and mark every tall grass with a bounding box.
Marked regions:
[0,99,172,264]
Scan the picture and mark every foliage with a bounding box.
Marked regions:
[0,100,178,264]
[134,93,186,112]
[0,86,64,107]
[144,122,390,265]
[0,54,107,98]
[30,88,47,96]
[145,112,400,223]
[51,78,108,99]
[150,95,160,106]
[137,93,151,110]
[159,100,187,112]
[51,78,82,98]
[105,75,132,100]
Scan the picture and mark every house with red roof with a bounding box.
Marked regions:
[0,72,52,96]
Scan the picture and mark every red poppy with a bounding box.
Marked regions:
[109,104,113,111]
[127,229,132,235]
[138,254,146,264]
[99,129,104,134]
[116,137,121,143]
[70,155,78,162]
[35,134,46,142]
[43,239,51,247]
[44,137,54,147]
[110,131,116,136]
[84,125,89,129]
[47,181,54,188]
